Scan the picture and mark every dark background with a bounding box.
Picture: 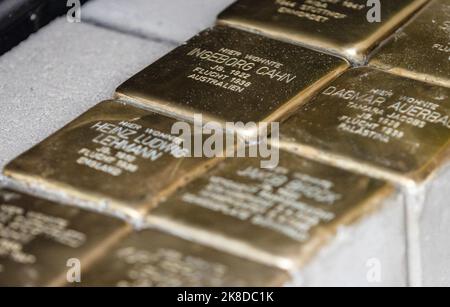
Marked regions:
[0,0,91,55]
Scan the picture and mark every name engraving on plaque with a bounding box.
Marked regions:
[0,203,86,265]
[113,247,228,287]
[0,189,127,286]
[186,47,297,94]
[78,121,188,177]
[79,228,288,286]
[275,0,365,23]
[323,86,450,144]
[180,165,340,242]
[433,20,450,60]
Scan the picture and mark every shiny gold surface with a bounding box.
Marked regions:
[218,0,428,63]
[3,101,218,221]
[116,26,348,138]
[277,67,450,187]
[370,0,450,88]
[147,150,392,271]
[79,229,288,286]
[0,188,128,286]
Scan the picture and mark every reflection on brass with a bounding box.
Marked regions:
[3,101,218,221]
[370,0,450,88]
[146,151,392,271]
[116,26,348,138]
[218,0,428,63]
[79,229,288,287]
[0,188,128,286]
[277,67,450,187]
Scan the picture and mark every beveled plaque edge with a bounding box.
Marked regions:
[3,155,223,224]
[369,55,450,90]
[2,168,143,222]
[276,137,450,189]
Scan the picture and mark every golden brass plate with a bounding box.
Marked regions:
[277,67,450,187]
[147,151,392,271]
[370,0,450,88]
[0,188,128,286]
[218,0,428,63]
[3,101,218,221]
[116,26,348,138]
[79,229,288,286]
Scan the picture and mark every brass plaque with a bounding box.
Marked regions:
[218,0,428,63]
[147,151,392,271]
[277,67,450,187]
[79,229,288,287]
[3,101,218,221]
[370,0,450,88]
[116,26,348,138]
[0,188,128,286]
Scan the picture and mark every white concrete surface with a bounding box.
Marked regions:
[83,0,235,43]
